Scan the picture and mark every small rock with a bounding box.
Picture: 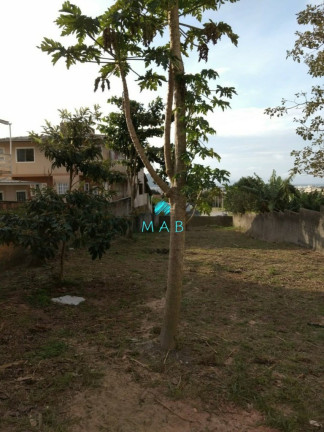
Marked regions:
[51,295,85,306]
[309,420,322,428]
[29,416,37,427]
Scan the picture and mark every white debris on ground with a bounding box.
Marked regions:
[51,295,85,306]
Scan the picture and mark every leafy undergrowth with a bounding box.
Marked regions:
[0,227,323,431]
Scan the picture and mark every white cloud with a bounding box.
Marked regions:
[208,107,295,138]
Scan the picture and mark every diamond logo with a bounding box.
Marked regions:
[154,201,171,215]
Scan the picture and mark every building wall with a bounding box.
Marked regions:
[0,185,30,201]
[109,197,131,217]
[0,138,151,213]
[8,140,66,177]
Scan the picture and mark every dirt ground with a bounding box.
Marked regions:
[1,227,323,432]
[69,368,277,432]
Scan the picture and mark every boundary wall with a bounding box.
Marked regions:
[233,207,324,252]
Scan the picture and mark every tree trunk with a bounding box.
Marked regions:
[69,170,73,192]
[160,192,186,350]
[117,0,187,350]
[59,241,66,281]
[127,172,137,238]
[160,1,187,350]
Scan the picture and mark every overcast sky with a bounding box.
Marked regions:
[0,0,322,185]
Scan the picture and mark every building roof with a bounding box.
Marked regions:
[0,177,39,185]
[0,136,32,143]
[0,134,107,143]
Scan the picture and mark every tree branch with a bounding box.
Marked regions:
[118,65,170,194]
[186,190,202,225]
[179,22,201,31]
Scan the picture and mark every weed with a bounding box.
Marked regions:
[268,266,280,276]
[31,340,69,360]
[80,368,105,387]
[26,288,51,307]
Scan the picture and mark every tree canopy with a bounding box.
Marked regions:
[0,188,127,280]
[30,107,123,191]
[224,171,299,214]
[265,3,324,178]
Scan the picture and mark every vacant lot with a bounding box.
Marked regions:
[0,227,323,432]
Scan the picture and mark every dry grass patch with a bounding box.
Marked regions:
[0,227,323,431]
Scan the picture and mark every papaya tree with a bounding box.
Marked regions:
[40,0,238,350]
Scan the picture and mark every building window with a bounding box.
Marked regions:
[16,191,27,202]
[30,183,47,197]
[57,183,68,195]
[0,148,5,163]
[0,192,3,201]
[84,182,90,192]
[16,148,35,162]
[138,183,143,195]
[110,149,123,160]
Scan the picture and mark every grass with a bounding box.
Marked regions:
[0,228,323,431]
[31,340,69,360]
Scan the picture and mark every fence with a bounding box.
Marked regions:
[233,207,324,252]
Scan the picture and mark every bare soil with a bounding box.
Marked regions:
[0,227,323,432]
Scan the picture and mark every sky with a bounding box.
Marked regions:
[0,0,323,185]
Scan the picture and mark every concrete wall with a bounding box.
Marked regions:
[155,215,233,231]
[109,197,131,217]
[233,207,324,252]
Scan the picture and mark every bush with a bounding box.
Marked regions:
[0,188,127,278]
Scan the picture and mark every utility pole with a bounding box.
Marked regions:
[0,119,12,176]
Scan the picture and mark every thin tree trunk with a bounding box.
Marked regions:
[160,192,186,350]
[164,65,174,179]
[119,70,169,195]
[69,170,73,192]
[186,190,202,226]
[59,241,66,281]
[160,0,187,350]
[127,172,136,238]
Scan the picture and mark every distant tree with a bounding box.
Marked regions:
[296,189,324,211]
[100,97,165,235]
[0,188,127,280]
[224,171,299,213]
[184,164,229,222]
[262,171,299,212]
[30,107,124,192]
[265,3,324,178]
